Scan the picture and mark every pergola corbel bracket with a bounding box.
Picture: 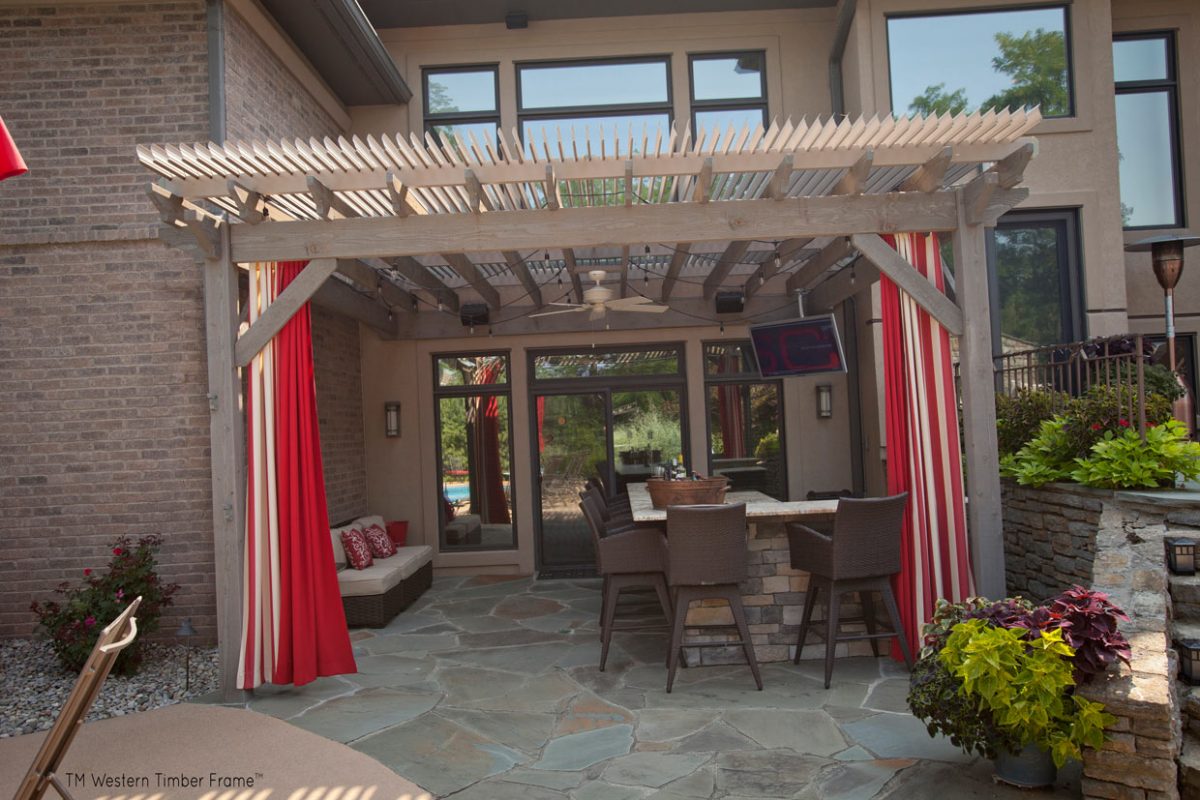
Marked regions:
[234,258,339,367]
[147,182,222,258]
[849,233,964,336]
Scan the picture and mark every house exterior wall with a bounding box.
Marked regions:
[0,1,366,641]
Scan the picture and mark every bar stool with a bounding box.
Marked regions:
[580,495,672,670]
[786,493,913,689]
[665,503,762,693]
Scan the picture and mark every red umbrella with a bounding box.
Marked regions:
[0,116,27,181]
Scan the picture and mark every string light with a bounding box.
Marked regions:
[720,321,725,335]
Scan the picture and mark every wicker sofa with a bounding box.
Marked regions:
[330,515,434,627]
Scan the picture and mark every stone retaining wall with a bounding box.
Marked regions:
[1002,482,1103,601]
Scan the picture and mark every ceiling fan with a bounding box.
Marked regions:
[530,270,670,321]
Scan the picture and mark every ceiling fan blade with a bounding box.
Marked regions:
[547,302,585,309]
[530,306,588,318]
[618,303,670,313]
[589,305,606,321]
[606,296,653,309]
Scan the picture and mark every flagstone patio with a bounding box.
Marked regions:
[221,576,1082,798]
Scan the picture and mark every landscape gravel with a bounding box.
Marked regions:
[0,638,219,738]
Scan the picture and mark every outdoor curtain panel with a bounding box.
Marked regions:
[240,260,356,689]
[881,233,974,656]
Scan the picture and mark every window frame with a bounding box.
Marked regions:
[515,55,675,145]
[1113,30,1185,231]
[422,63,502,143]
[985,208,1086,355]
[884,3,1076,119]
[688,50,769,133]
[431,350,517,553]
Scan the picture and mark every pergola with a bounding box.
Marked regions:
[140,109,1038,697]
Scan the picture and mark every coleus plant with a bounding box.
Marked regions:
[1043,585,1132,684]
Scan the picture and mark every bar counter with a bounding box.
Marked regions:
[626,482,850,664]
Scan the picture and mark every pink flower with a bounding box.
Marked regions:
[112,547,123,556]
[1119,419,1130,428]
[1091,423,1102,431]
[84,616,96,628]
[115,589,125,600]
[83,568,92,576]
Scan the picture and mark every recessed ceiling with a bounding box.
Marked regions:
[359,0,836,29]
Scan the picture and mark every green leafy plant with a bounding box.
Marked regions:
[939,619,1116,767]
[30,535,179,676]
[996,389,1067,456]
[1068,419,1200,489]
[1045,586,1131,684]
[754,431,780,460]
[1001,416,1076,486]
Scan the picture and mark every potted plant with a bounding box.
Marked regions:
[908,587,1129,787]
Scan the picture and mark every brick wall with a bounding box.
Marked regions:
[311,305,369,523]
[0,3,209,244]
[0,239,215,640]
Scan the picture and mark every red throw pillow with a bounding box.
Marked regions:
[443,494,456,521]
[362,524,396,558]
[340,529,374,570]
[386,520,409,547]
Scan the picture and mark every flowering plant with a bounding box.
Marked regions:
[30,535,179,675]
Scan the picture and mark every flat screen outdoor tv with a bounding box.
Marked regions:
[749,315,847,377]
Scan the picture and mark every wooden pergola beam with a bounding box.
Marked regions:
[808,259,879,311]
[989,142,1035,189]
[624,161,634,207]
[147,183,222,258]
[702,240,752,300]
[338,258,416,312]
[307,176,357,220]
[695,158,713,203]
[442,252,501,309]
[235,258,339,367]
[962,172,1000,226]
[850,233,964,336]
[562,248,583,303]
[385,255,459,312]
[544,165,561,210]
[661,243,691,302]
[227,180,266,224]
[764,154,794,199]
[786,237,851,294]
[744,237,813,300]
[230,188,1029,262]
[833,149,873,196]
[899,146,953,193]
[502,250,544,308]
[385,171,425,217]
[312,274,397,336]
[464,169,493,213]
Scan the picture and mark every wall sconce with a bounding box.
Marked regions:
[384,402,401,438]
[816,384,833,419]
[1166,537,1197,575]
[1177,639,1200,685]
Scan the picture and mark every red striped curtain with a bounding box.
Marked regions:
[240,261,356,689]
[717,355,747,458]
[881,233,974,656]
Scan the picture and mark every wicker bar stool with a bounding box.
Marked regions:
[786,493,913,689]
[582,482,633,531]
[580,495,672,670]
[665,503,762,693]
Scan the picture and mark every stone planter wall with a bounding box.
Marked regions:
[1002,480,1194,799]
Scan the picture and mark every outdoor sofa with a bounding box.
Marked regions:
[329,515,433,627]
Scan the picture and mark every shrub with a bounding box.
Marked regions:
[1061,384,1173,458]
[996,389,1066,456]
[1069,419,1200,489]
[754,431,780,460]
[1001,416,1076,486]
[30,535,179,675]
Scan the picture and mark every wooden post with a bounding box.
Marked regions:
[952,190,1006,598]
[203,224,249,701]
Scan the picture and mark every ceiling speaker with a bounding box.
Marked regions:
[715,290,745,314]
[460,303,489,326]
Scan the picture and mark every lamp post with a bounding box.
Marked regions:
[1126,234,1200,372]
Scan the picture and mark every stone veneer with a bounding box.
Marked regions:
[1004,481,1194,800]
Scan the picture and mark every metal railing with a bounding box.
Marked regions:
[994,335,1148,437]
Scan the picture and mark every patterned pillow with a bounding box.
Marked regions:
[340,529,374,570]
[362,524,397,559]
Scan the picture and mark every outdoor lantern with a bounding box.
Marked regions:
[1166,537,1197,575]
[1126,234,1200,371]
[384,402,401,438]
[1178,639,1200,685]
[816,384,833,419]
[175,617,197,693]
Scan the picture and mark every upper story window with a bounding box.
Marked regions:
[887,6,1073,118]
[423,66,500,156]
[1114,32,1183,229]
[516,57,672,156]
[689,52,768,135]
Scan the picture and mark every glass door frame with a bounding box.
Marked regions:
[527,344,690,570]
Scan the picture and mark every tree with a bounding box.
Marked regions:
[908,83,969,116]
[982,28,1070,116]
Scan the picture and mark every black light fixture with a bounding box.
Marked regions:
[460,303,489,328]
[175,617,197,693]
[1178,639,1200,685]
[715,290,745,314]
[384,402,401,438]
[816,384,833,419]
[1166,537,1197,575]
[505,11,528,29]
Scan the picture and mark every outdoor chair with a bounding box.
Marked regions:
[786,493,913,689]
[581,482,634,533]
[664,503,762,693]
[580,495,672,671]
[588,476,631,515]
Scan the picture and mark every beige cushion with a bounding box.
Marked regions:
[336,545,433,598]
[446,514,482,535]
[355,514,387,531]
[329,522,360,567]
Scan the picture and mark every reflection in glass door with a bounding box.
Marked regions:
[536,393,607,569]
[612,390,683,495]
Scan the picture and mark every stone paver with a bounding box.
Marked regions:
[218,576,1083,798]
